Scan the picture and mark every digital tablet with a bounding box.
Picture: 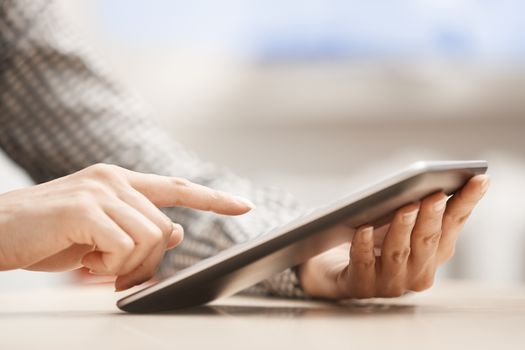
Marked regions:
[118,160,488,313]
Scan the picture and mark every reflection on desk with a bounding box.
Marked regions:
[1,281,524,350]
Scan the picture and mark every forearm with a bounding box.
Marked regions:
[0,0,306,297]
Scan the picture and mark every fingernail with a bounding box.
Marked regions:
[480,176,490,195]
[361,227,373,242]
[434,197,447,212]
[115,284,126,292]
[402,209,419,225]
[172,223,184,234]
[234,196,256,209]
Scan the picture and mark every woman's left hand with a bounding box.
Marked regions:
[298,174,490,299]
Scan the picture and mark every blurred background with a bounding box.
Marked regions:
[1,0,524,291]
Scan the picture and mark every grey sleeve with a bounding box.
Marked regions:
[0,0,306,297]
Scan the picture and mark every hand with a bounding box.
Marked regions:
[0,164,253,291]
[298,174,489,299]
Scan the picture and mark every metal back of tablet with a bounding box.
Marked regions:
[118,160,487,313]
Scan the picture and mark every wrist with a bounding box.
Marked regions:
[0,192,15,270]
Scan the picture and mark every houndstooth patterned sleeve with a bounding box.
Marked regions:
[0,0,306,298]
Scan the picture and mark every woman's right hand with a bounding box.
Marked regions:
[0,163,254,291]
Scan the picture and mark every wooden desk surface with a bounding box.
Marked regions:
[1,281,524,350]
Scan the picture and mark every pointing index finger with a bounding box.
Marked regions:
[124,171,255,215]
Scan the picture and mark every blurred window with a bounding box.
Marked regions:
[97,0,525,62]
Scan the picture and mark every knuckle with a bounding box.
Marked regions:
[422,230,442,246]
[115,236,135,255]
[389,247,411,264]
[172,194,185,207]
[85,163,122,182]
[172,177,191,188]
[452,212,471,226]
[202,189,222,212]
[352,259,375,270]
[355,246,373,256]
[208,190,222,203]
[352,240,373,252]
